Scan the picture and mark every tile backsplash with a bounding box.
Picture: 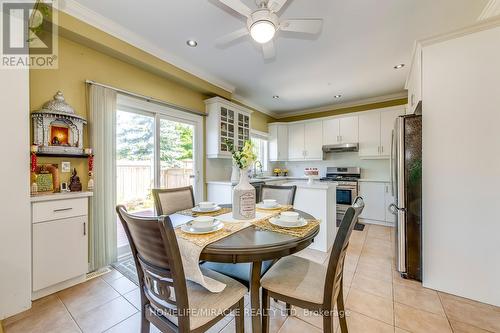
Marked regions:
[272,152,390,180]
[206,152,390,181]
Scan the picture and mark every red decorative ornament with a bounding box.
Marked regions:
[88,154,94,172]
[31,152,37,173]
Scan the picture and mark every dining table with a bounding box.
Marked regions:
[167,204,320,333]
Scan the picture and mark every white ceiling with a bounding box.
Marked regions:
[67,0,488,115]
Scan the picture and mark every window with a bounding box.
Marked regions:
[251,131,269,172]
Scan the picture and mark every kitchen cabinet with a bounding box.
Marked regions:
[358,181,395,225]
[304,121,323,160]
[359,107,404,159]
[268,123,288,161]
[287,121,323,161]
[323,116,358,145]
[206,183,233,204]
[205,97,252,159]
[31,193,92,300]
[406,45,422,114]
[288,123,305,160]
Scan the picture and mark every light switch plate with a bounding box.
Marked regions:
[61,161,71,173]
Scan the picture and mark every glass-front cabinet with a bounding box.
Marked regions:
[205,97,252,158]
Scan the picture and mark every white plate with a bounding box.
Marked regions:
[256,203,282,210]
[192,206,222,213]
[181,220,224,234]
[269,217,308,228]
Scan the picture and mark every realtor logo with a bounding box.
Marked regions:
[1,0,58,69]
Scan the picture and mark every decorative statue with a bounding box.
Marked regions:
[69,168,82,192]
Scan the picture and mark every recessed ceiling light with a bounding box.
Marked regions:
[186,40,198,47]
[394,63,405,69]
[334,94,342,99]
[273,95,280,99]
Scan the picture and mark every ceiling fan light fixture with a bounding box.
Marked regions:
[250,20,276,44]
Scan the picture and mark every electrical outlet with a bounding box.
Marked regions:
[61,161,71,173]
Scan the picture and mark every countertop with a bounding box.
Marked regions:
[206,176,307,186]
[283,181,337,190]
[358,179,390,183]
[31,191,93,202]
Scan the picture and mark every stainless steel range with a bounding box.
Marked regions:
[320,167,361,225]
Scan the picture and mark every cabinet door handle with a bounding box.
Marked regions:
[53,207,72,213]
[83,222,86,236]
[381,146,384,153]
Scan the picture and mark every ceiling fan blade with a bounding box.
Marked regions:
[218,0,252,17]
[216,28,249,46]
[267,0,288,13]
[262,40,276,59]
[280,19,323,34]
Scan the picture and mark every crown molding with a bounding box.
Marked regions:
[479,0,500,20]
[232,94,279,118]
[59,0,236,94]
[272,92,408,119]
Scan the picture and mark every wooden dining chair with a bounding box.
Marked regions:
[260,197,365,333]
[259,185,297,205]
[116,205,246,333]
[152,186,195,215]
[201,185,297,287]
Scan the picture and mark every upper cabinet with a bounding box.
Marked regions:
[205,97,252,159]
[268,123,288,161]
[287,121,323,161]
[304,121,323,160]
[359,107,404,159]
[323,115,359,145]
[406,44,422,114]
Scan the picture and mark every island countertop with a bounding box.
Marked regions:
[283,181,337,190]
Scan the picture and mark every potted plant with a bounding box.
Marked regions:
[227,140,257,220]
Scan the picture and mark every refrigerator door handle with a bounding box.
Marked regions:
[390,129,395,196]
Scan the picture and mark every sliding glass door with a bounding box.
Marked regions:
[115,95,203,256]
[159,117,195,189]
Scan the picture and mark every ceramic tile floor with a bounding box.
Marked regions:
[4,224,500,333]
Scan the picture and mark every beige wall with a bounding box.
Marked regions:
[277,98,407,122]
[30,14,275,192]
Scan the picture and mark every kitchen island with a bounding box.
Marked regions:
[283,181,337,252]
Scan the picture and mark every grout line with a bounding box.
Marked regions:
[57,295,84,333]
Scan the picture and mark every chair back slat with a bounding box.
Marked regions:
[116,205,190,329]
[152,186,195,215]
[323,197,365,307]
[260,185,297,205]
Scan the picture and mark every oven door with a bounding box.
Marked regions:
[336,188,353,206]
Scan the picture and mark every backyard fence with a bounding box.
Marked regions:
[116,160,194,204]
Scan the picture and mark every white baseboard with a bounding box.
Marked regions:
[31,274,86,300]
[359,218,395,228]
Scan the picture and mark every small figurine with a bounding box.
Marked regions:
[69,168,82,192]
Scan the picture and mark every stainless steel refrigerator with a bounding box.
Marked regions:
[390,114,422,281]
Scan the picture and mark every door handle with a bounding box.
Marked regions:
[83,222,86,236]
[53,208,72,212]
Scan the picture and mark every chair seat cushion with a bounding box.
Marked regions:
[161,268,247,330]
[260,255,326,304]
[200,261,274,287]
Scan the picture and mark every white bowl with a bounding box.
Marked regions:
[279,211,300,223]
[191,216,216,229]
[263,199,278,207]
[199,201,216,210]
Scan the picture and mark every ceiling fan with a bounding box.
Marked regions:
[214,0,323,59]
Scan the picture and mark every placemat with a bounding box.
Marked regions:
[256,204,293,213]
[253,218,321,238]
[177,207,232,217]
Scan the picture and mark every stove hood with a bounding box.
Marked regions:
[322,143,359,153]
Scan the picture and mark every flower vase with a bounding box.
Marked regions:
[232,168,256,220]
